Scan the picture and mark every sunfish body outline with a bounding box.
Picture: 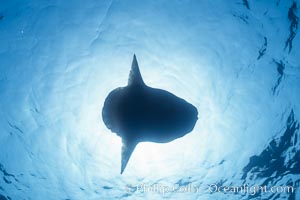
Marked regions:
[102,55,198,174]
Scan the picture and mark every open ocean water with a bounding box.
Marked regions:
[0,0,299,199]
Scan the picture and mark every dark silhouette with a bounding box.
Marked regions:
[102,55,198,174]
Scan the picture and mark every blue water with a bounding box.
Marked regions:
[0,0,299,199]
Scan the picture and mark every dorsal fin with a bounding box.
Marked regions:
[128,54,145,86]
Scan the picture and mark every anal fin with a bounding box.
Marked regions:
[121,138,137,174]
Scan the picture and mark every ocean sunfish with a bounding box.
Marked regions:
[102,55,198,174]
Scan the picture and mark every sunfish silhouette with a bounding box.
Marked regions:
[102,55,198,174]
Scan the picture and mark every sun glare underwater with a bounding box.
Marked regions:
[0,0,300,199]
